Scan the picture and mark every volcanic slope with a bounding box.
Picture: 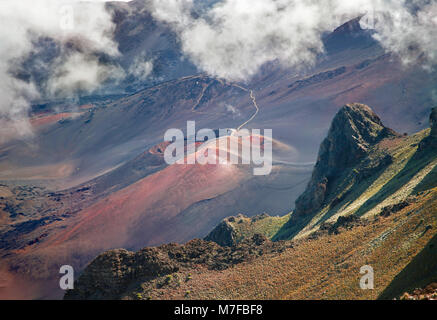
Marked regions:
[2,18,437,299]
[66,105,437,300]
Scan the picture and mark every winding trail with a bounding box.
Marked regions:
[225,82,259,131]
[189,77,260,131]
[236,88,259,131]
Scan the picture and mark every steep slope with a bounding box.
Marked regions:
[65,106,437,300]
[431,108,437,137]
[66,187,437,300]
[293,103,397,218]
[2,16,437,300]
[378,233,437,300]
[275,104,436,240]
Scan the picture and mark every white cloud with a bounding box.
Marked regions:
[47,52,125,97]
[146,0,194,26]
[147,0,341,80]
[128,54,154,81]
[362,0,437,67]
[0,0,128,142]
[225,104,241,117]
[145,0,437,81]
[1,0,436,142]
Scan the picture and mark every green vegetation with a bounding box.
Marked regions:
[165,274,173,284]
[274,129,437,241]
[230,213,291,242]
[67,108,437,301]
[120,188,436,300]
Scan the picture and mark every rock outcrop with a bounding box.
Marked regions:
[332,16,363,35]
[205,213,287,247]
[64,236,287,300]
[399,283,437,300]
[293,103,397,217]
[204,219,236,247]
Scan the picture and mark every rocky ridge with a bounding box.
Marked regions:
[64,235,288,300]
[63,105,437,300]
[293,103,398,218]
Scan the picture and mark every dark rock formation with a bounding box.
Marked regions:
[293,103,397,218]
[333,16,363,34]
[399,283,437,300]
[324,16,376,54]
[205,213,275,247]
[318,214,363,236]
[204,219,236,247]
[380,198,415,218]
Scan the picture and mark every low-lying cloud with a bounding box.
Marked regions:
[128,53,154,81]
[363,0,437,68]
[1,0,436,142]
[145,0,437,81]
[0,0,127,142]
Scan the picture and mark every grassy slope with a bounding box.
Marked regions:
[126,188,436,300]
[124,130,437,300]
[227,213,291,243]
[233,129,436,243]
[274,129,436,240]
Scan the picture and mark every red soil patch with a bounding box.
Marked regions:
[30,112,83,129]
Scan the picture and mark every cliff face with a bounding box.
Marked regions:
[204,219,236,247]
[294,103,397,217]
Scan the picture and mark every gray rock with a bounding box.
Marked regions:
[204,220,236,247]
[293,103,397,217]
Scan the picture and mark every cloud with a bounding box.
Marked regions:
[225,104,241,117]
[128,54,154,81]
[361,0,437,68]
[47,52,125,97]
[0,0,127,142]
[2,0,436,143]
[145,0,437,81]
[147,0,340,80]
[146,0,194,26]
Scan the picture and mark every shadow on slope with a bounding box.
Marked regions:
[414,165,437,194]
[354,142,437,217]
[273,147,394,241]
[378,233,437,300]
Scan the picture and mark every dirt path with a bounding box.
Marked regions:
[190,77,260,130]
[236,88,259,131]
